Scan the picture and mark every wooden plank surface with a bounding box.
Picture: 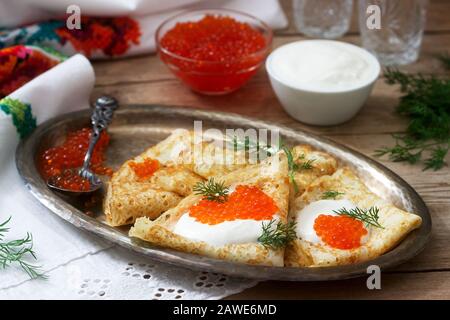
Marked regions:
[228,271,450,300]
[91,0,450,299]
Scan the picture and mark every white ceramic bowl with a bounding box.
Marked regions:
[266,40,380,126]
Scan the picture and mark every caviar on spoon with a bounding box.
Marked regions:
[47,96,117,195]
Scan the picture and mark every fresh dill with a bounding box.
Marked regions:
[376,62,450,171]
[322,190,345,200]
[283,148,315,192]
[280,145,300,193]
[230,136,300,193]
[297,159,315,170]
[333,206,384,229]
[257,220,297,250]
[0,217,46,279]
[229,136,314,193]
[193,178,229,203]
[230,135,277,158]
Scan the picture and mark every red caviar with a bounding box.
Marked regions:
[159,14,269,94]
[129,158,160,180]
[189,185,278,225]
[39,127,112,181]
[313,215,368,250]
[52,170,91,192]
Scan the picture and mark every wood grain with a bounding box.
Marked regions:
[227,271,450,299]
[91,0,450,299]
[93,33,450,87]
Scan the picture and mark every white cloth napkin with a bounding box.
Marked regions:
[0,53,94,177]
[0,54,257,299]
[0,0,288,58]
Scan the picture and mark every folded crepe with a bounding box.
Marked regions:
[104,165,203,226]
[105,129,253,226]
[129,152,290,267]
[104,130,203,226]
[285,168,422,267]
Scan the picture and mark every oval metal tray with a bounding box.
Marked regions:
[16,105,431,281]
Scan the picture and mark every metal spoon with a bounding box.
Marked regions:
[47,96,118,195]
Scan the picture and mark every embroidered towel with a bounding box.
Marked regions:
[0,0,288,59]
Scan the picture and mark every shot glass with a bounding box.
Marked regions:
[358,0,428,65]
[293,0,353,39]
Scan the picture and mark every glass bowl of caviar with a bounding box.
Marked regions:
[156,9,273,95]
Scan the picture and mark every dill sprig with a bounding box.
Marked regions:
[376,65,450,170]
[229,136,314,193]
[193,178,229,203]
[229,135,277,159]
[298,158,315,170]
[0,217,46,279]
[281,145,300,193]
[283,149,315,193]
[322,190,345,200]
[230,136,301,193]
[257,220,297,250]
[333,206,384,229]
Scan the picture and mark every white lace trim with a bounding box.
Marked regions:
[0,246,257,300]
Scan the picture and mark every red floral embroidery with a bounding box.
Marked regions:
[55,17,141,56]
[0,45,60,98]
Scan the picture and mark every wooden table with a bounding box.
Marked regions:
[92,0,450,299]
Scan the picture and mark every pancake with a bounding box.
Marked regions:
[104,130,204,226]
[104,130,253,226]
[285,168,422,267]
[104,164,203,226]
[140,128,253,178]
[129,152,290,266]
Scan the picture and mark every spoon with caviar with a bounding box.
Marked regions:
[47,96,118,195]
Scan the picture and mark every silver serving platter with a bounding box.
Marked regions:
[16,105,431,281]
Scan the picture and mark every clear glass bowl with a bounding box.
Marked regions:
[155,9,273,95]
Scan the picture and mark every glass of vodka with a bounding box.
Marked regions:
[358,0,428,65]
[293,0,353,39]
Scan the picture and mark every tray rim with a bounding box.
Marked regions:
[15,104,432,281]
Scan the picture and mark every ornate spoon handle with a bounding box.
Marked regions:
[79,96,118,179]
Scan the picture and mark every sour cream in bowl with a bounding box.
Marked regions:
[266,40,380,125]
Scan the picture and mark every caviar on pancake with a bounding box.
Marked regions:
[189,185,278,225]
[314,214,368,250]
[129,158,160,180]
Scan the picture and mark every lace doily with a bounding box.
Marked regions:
[1,246,257,300]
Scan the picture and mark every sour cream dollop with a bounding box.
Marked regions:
[294,199,357,244]
[173,213,273,247]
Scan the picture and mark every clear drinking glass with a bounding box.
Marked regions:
[358,0,428,65]
[293,0,353,39]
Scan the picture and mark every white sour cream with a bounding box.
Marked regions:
[267,40,378,92]
[295,199,357,244]
[173,213,273,247]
